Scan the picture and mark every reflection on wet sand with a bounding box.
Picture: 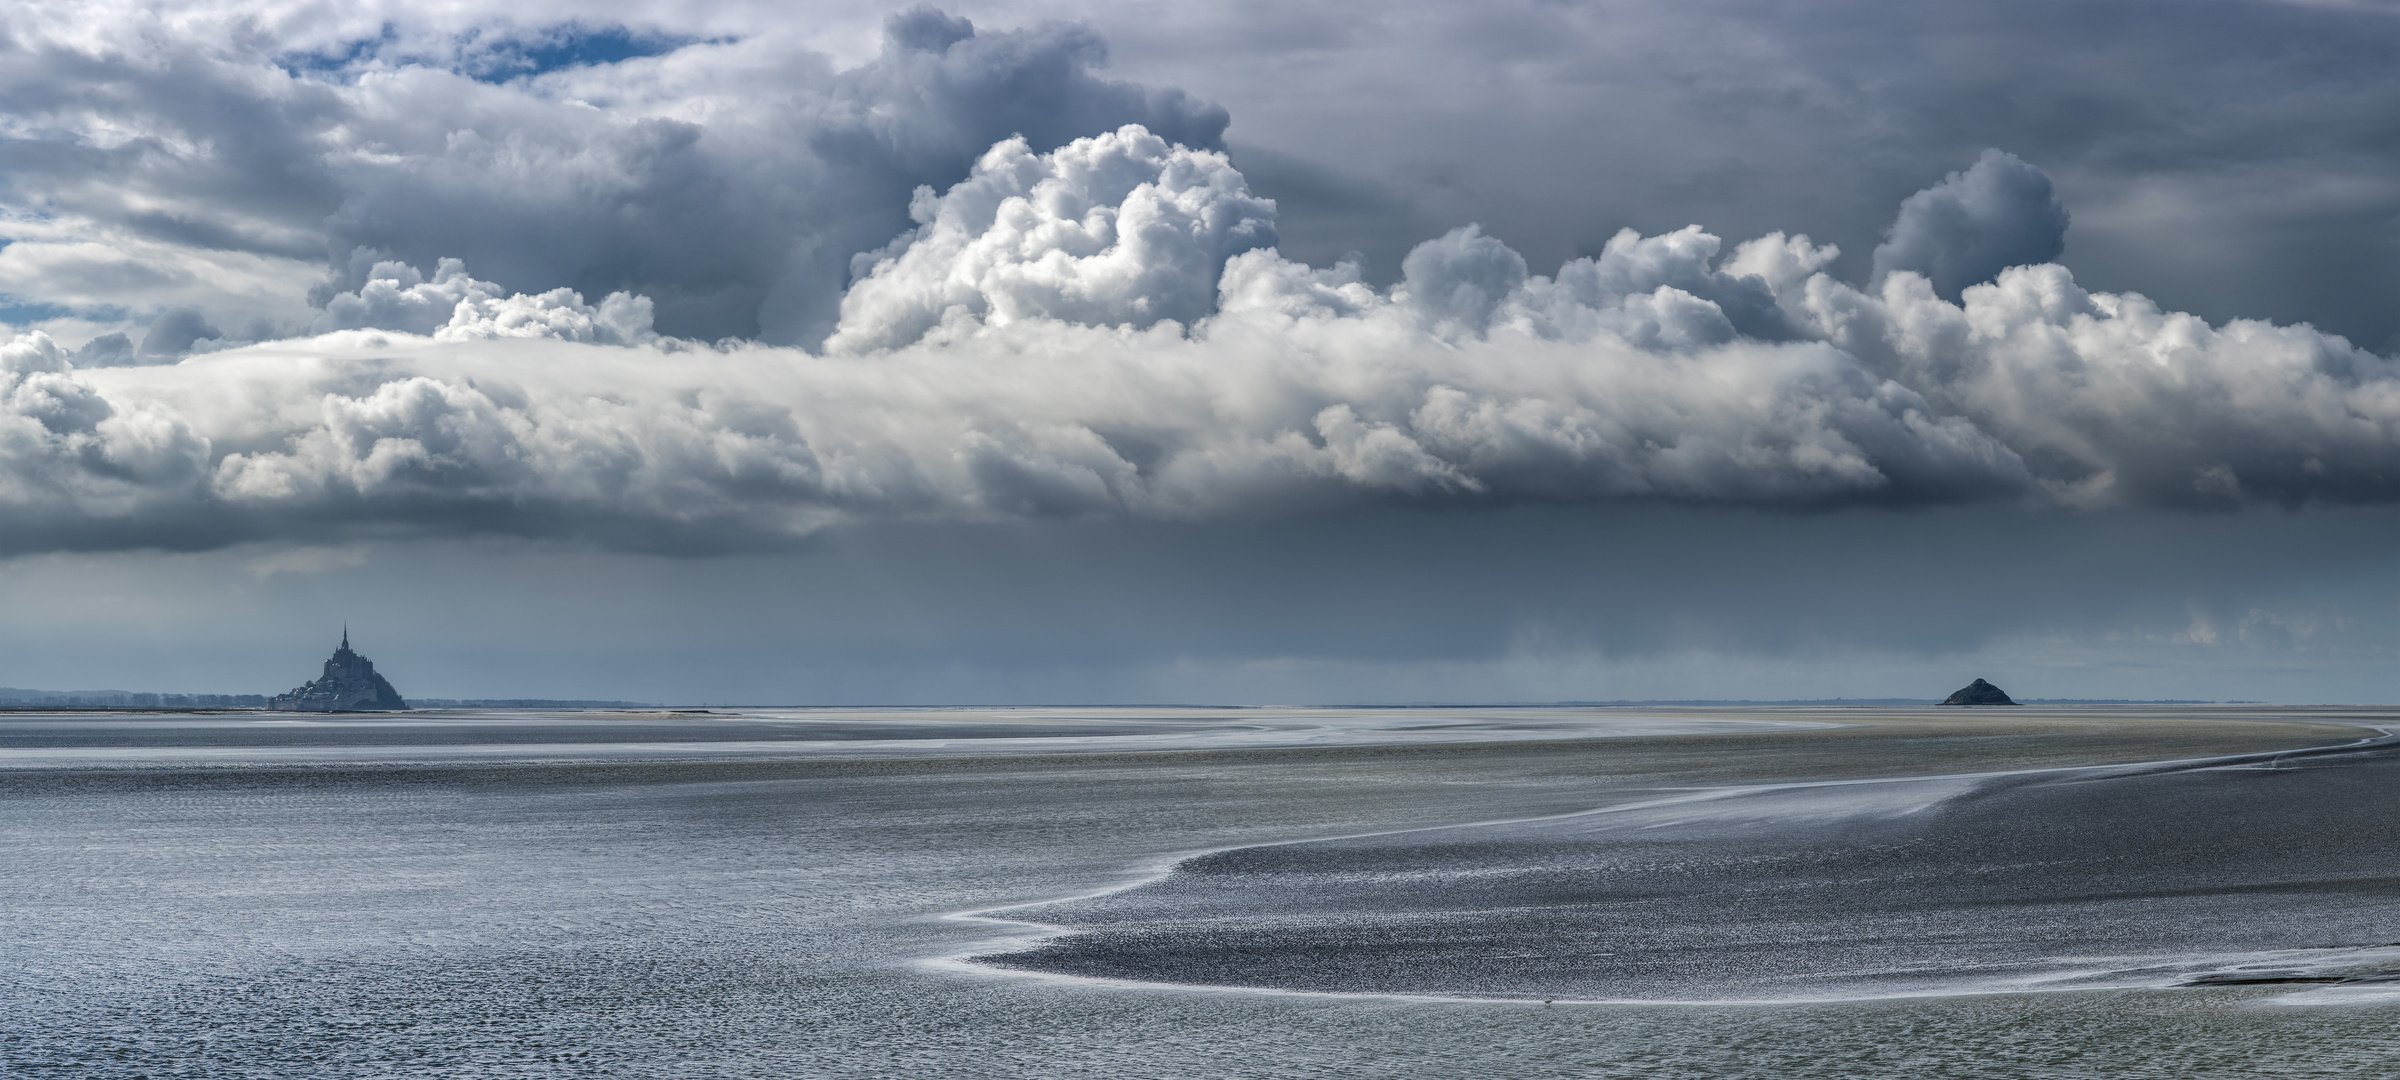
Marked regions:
[974,710,2400,1003]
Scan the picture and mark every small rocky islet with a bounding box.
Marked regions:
[1940,678,2019,706]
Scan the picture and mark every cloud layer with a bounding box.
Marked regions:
[1871,149,2069,302]
[6,123,2400,555]
[0,4,1226,347]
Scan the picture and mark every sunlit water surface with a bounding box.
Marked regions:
[3,707,2394,1078]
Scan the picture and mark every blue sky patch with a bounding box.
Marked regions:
[278,25,399,76]
[463,24,707,82]
[0,296,113,326]
[278,23,706,82]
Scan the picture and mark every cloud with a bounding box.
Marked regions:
[14,0,2400,363]
[138,308,222,359]
[311,257,658,345]
[1092,0,2400,351]
[242,542,368,579]
[0,331,214,548]
[1799,261,2400,508]
[5,53,2400,559]
[827,126,1276,353]
[1397,225,1526,335]
[74,333,133,365]
[1871,149,2070,301]
[309,8,1229,349]
[0,131,2125,556]
[0,5,1227,349]
[0,118,2044,555]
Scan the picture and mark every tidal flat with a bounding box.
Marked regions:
[3,706,2394,1077]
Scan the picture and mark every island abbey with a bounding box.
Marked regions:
[267,629,409,712]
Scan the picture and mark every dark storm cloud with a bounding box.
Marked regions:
[1871,151,2069,302]
[11,0,2398,347]
[137,308,221,358]
[1109,0,2400,350]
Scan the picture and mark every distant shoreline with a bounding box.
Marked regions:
[0,696,2273,712]
[0,695,656,711]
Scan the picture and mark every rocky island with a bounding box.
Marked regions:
[268,629,408,712]
[1940,678,2019,706]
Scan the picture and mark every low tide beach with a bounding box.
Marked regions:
[4,706,2395,1077]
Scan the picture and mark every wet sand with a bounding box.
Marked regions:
[975,708,2400,1001]
[10,705,2398,1077]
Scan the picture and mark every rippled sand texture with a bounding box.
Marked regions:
[6,706,2398,1078]
[983,726,2400,1001]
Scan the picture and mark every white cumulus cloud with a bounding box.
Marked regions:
[0,124,2397,555]
[313,257,658,345]
[828,126,1276,354]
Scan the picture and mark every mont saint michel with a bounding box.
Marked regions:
[267,629,408,712]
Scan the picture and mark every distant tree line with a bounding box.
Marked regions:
[0,690,271,708]
[0,689,658,710]
[410,699,655,709]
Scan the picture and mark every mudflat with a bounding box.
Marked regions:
[11,706,2397,1078]
[978,708,2400,1001]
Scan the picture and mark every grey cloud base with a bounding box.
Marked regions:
[3,125,2399,555]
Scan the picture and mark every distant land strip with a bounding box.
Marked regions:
[1382,698,2256,707]
[0,688,655,710]
[411,699,661,709]
[1536,700,2246,710]
[0,691,2259,711]
[0,688,271,708]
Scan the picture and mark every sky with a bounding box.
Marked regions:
[5,0,2400,703]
